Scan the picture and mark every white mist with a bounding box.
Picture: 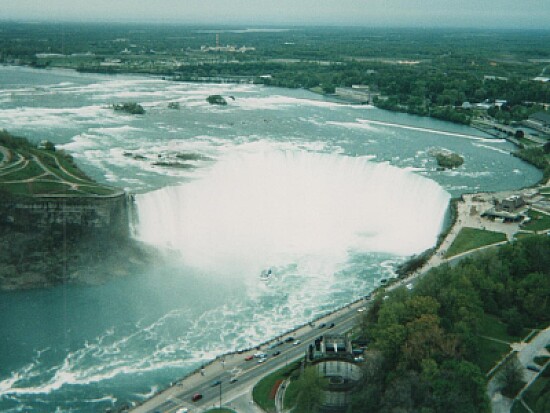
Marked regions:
[135,149,450,277]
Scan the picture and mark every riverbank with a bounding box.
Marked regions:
[127,172,550,412]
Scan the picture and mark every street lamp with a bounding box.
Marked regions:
[219,380,222,409]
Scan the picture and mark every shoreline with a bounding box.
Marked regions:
[128,178,550,412]
[2,63,549,411]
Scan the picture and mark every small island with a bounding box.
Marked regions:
[434,151,464,169]
[206,95,228,106]
[112,102,146,114]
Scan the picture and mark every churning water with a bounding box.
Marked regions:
[0,66,541,412]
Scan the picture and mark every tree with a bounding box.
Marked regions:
[431,360,490,413]
[496,356,525,398]
[294,366,325,413]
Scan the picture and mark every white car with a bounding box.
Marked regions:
[176,408,189,413]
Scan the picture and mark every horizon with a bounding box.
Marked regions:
[2,0,550,30]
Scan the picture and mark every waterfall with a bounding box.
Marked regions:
[134,149,450,275]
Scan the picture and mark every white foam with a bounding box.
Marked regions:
[234,95,344,111]
[326,120,380,132]
[473,143,511,155]
[135,148,450,277]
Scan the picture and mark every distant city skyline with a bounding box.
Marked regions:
[2,0,550,29]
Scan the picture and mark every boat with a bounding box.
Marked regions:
[260,268,272,281]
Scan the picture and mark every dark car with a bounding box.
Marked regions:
[328,323,335,328]
[192,393,202,402]
[318,323,326,329]
[272,351,281,356]
[211,380,221,387]
[285,336,294,343]
[527,365,540,372]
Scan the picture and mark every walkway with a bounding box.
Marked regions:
[488,326,550,413]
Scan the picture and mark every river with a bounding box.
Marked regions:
[0,66,541,412]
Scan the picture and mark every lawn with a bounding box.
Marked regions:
[253,361,300,413]
[477,336,511,373]
[1,145,116,197]
[522,372,550,413]
[511,400,530,413]
[479,314,528,343]
[522,209,550,232]
[444,227,507,258]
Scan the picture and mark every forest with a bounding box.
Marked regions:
[352,234,550,412]
[1,23,549,125]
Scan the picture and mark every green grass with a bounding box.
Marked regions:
[283,378,301,412]
[477,336,511,373]
[511,400,530,413]
[523,374,550,413]
[534,356,549,366]
[204,409,236,413]
[253,361,300,413]
[0,161,44,181]
[1,148,117,197]
[479,314,528,343]
[445,227,507,258]
[76,184,118,196]
[522,210,550,232]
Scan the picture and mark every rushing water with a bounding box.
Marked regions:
[0,66,541,412]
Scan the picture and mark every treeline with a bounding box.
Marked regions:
[353,235,550,412]
[514,143,550,181]
[2,23,550,125]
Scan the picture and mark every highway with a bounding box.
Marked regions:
[130,297,367,413]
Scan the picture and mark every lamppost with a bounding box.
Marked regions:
[219,380,222,409]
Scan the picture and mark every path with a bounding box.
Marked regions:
[488,326,550,413]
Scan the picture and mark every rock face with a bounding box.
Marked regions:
[0,193,146,290]
[0,194,129,234]
[206,94,228,105]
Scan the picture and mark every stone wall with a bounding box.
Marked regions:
[0,193,130,237]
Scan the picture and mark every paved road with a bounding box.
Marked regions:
[130,186,550,413]
[130,299,365,413]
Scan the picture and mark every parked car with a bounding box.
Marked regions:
[527,365,541,372]
[192,393,202,402]
[230,377,238,383]
[176,408,189,413]
[211,380,221,387]
[285,336,295,342]
[272,351,281,356]
[245,355,254,361]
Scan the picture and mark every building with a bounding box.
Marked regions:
[335,85,379,104]
[524,111,550,134]
[497,195,525,213]
[482,195,527,223]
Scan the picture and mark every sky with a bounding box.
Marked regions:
[2,0,550,29]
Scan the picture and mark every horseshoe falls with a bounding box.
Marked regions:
[0,66,542,413]
[135,149,450,278]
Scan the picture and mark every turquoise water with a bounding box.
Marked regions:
[0,66,541,412]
